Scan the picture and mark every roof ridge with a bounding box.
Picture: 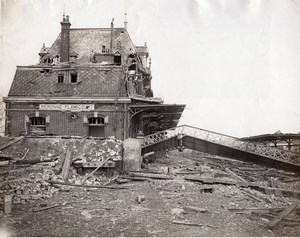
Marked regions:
[70,27,125,30]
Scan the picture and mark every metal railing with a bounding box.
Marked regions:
[141,125,300,166]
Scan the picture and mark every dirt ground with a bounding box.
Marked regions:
[1,149,300,237]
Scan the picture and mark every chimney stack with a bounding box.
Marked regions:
[124,12,128,30]
[60,14,71,62]
[110,18,114,53]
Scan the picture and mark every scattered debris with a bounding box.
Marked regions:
[0,139,300,236]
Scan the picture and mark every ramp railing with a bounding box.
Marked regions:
[142,125,300,166]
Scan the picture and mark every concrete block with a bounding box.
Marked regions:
[123,138,142,172]
[4,195,12,214]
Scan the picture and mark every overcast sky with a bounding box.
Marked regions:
[1,0,300,137]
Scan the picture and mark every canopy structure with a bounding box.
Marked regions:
[129,104,185,137]
[241,133,300,151]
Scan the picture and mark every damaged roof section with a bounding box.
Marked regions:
[8,66,127,97]
[45,28,137,65]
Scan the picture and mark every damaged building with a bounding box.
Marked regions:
[4,15,185,139]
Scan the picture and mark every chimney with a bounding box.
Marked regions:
[110,18,114,53]
[124,12,128,30]
[60,14,71,62]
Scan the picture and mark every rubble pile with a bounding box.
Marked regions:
[0,137,124,205]
[53,168,110,186]
[0,137,123,163]
[0,169,59,205]
[72,138,123,164]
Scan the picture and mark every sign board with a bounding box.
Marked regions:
[39,104,95,111]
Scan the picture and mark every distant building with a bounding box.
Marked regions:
[4,15,185,139]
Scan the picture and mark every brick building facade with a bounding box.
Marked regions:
[4,15,185,140]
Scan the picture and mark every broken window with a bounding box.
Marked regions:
[70,72,78,83]
[30,117,46,135]
[58,74,64,83]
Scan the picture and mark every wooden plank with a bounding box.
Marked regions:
[0,137,24,151]
[129,172,174,180]
[228,207,300,214]
[61,148,72,181]
[184,176,250,187]
[20,149,29,160]
[241,189,272,203]
[119,175,149,181]
[268,202,299,228]
[225,168,247,182]
[46,180,128,189]
[82,157,111,183]
[32,204,60,212]
[14,158,58,165]
[182,206,207,213]
[185,176,300,199]
[0,154,13,160]
[172,220,217,229]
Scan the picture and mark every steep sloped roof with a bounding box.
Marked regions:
[8,66,127,97]
[47,28,136,63]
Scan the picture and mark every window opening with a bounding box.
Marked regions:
[58,74,64,83]
[88,117,104,125]
[30,117,46,134]
[102,45,106,53]
[70,72,78,83]
[88,117,105,137]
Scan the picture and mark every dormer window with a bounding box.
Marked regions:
[58,74,64,83]
[114,51,121,65]
[70,72,78,83]
[102,45,106,53]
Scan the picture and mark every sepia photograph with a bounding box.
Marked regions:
[0,0,300,236]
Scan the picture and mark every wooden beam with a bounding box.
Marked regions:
[129,172,174,180]
[46,180,128,190]
[225,168,247,182]
[268,202,299,228]
[82,157,111,183]
[185,176,300,199]
[61,148,72,181]
[0,137,24,151]
[268,202,300,226]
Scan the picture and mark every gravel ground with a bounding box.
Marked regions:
[1,149,300,237]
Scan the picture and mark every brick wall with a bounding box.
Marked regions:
[7,103,127,140]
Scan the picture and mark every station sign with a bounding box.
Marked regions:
[39,104,95,111]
